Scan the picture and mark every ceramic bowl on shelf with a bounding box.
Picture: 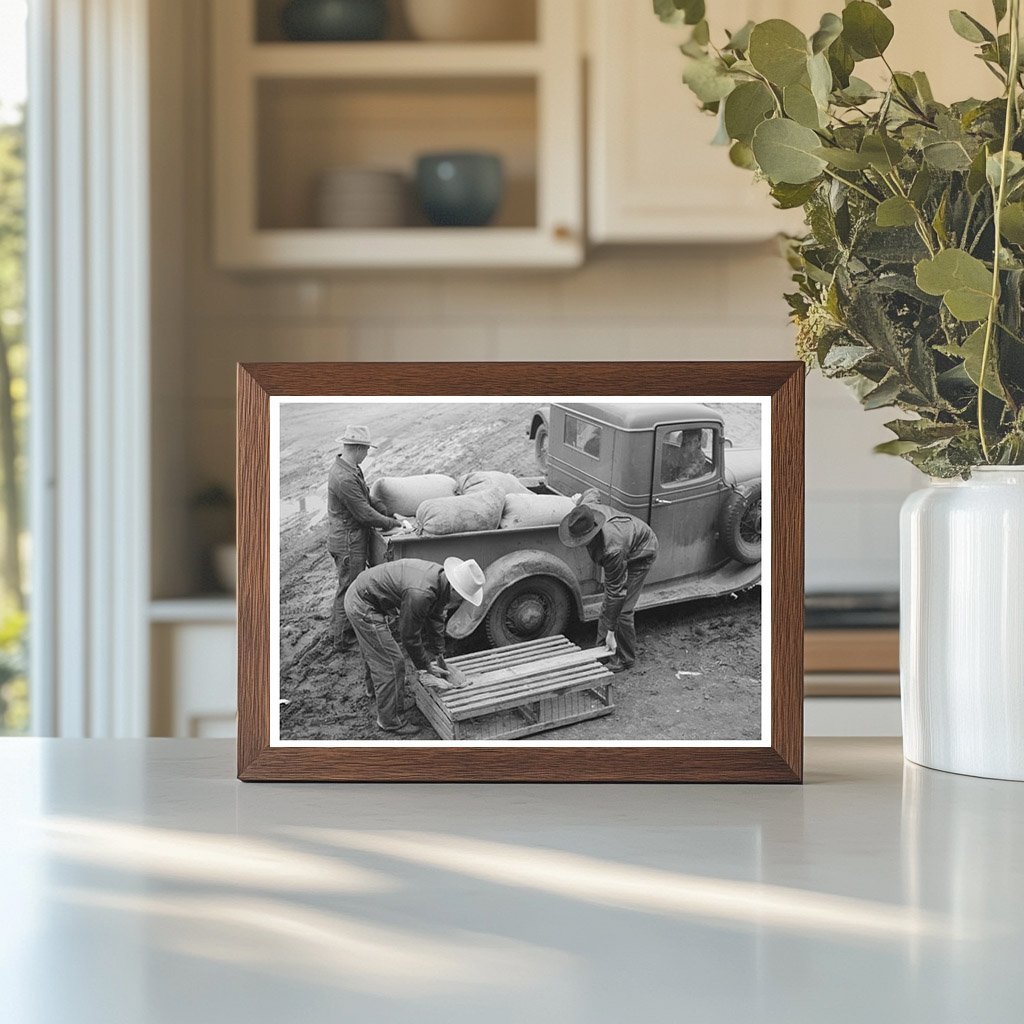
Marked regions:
[403,0,534,42]
[315,167,407,229]
[280,0,388,42]
[415,152,504,227]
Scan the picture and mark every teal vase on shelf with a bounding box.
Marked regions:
[280,0,388,42]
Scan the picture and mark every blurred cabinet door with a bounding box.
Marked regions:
[588,0,815,243]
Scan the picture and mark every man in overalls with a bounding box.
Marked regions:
[327,425,403,652]
[559,492,659,672]
[344,557,486,736]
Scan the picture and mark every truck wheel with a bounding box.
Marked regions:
[720,483,761,565]
[534,423,549,472]
[485,577,571,648]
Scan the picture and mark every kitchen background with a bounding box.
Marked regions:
[146,0,995,738]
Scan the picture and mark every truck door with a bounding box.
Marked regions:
[647,423,722,583]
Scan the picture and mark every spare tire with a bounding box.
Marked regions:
[720,482,761,565]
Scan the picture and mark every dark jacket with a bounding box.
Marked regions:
[327,456,399,553]
[351,559,449,670]
[584,502,659,623]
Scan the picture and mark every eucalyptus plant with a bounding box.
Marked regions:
[657,0,1024,475]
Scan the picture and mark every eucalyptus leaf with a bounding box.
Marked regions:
[915,249,994,322]
[948,10,994,44]
[1000,203,1024,245]
[842,1,895,59]
[752,118,828,184]
[784,80,825,129]
[724,81,775,144]
[748,20,809,87]
[941,325,1006,398]
[860,133,904,173]
[770,180,820,209]
[814,146,872,170]
[923,140,973,171]
[810,12,843,54]
[653,0,705,26]
[683,57,737,104]
[876,197,919,228]
[729,140,758,170]
[724,20,755,53]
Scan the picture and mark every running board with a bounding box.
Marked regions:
[581,560,761,621]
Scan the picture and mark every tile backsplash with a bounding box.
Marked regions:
[180,246,916,594]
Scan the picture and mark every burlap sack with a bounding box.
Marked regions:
[416,486,505,536]
[369,474,458,517]
[499,493,576,530]
[456,470,529,498]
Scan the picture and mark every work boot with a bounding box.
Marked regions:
[377,718,420,737]
[605,657,632,674]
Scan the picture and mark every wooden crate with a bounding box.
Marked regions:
[411,635,615,740]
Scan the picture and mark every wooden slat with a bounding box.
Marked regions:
[449,636,572,667]
[445,662,612,708]
[449,671,614,721]
[489,703,615,740]
[457,648,613,689]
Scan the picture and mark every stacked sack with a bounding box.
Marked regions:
[416,486,505,536]
[370,474,458,517]
[456,470,529,498]
[499,493,575,530]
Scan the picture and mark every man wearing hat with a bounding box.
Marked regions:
[328,425,405,652]
[344,557,486,736]
[559,490,659,672]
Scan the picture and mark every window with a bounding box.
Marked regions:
[660,427,714,486]
[0,0,27,734]
[564,415,602,459]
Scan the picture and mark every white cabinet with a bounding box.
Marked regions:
[211,0,584,269]
[588,0,812,243]
[586,0,997,244]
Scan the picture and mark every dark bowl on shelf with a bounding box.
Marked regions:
[415,152,505,228]
[280,0,388,42]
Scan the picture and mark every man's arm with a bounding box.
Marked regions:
[334,474,400,531]
[399,588,434,670]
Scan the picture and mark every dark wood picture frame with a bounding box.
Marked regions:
[237,362,804,782]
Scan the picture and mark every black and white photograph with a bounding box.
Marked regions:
[271,397,769,745]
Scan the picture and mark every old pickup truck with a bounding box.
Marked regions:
[373,402,762,647]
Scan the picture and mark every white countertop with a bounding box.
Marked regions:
[1,738,1020,1023]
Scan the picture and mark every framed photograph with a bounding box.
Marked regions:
[237,362,803,782]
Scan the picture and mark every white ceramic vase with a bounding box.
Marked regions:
[900,467,1024,780]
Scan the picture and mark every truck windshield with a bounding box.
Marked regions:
[660,427,714,485]
[564,414,602,459]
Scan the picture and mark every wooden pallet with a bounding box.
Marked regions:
[411,635,615,741]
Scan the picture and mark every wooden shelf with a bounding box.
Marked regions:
[212,0,583,269]
[249,42,544,78]
[217,226,580,270]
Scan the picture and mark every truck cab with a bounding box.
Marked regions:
[384,401,762,647]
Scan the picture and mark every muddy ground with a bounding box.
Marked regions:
[278,401,763,742]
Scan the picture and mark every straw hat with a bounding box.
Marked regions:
[443,557,486,607]
[335,425,378,448]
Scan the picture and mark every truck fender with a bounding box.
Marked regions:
[447,549,584,640]
[528,409,548,439]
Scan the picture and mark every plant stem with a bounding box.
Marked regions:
[978,0,1021,462]
[822,167,880,205]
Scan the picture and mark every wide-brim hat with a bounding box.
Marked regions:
[558,504,606,547]
[335,424,378,448]
[443,557,485,607]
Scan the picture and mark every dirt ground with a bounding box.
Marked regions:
[278,400,763,742]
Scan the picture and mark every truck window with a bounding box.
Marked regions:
[564,415,602,459]
[660,427,714,485]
